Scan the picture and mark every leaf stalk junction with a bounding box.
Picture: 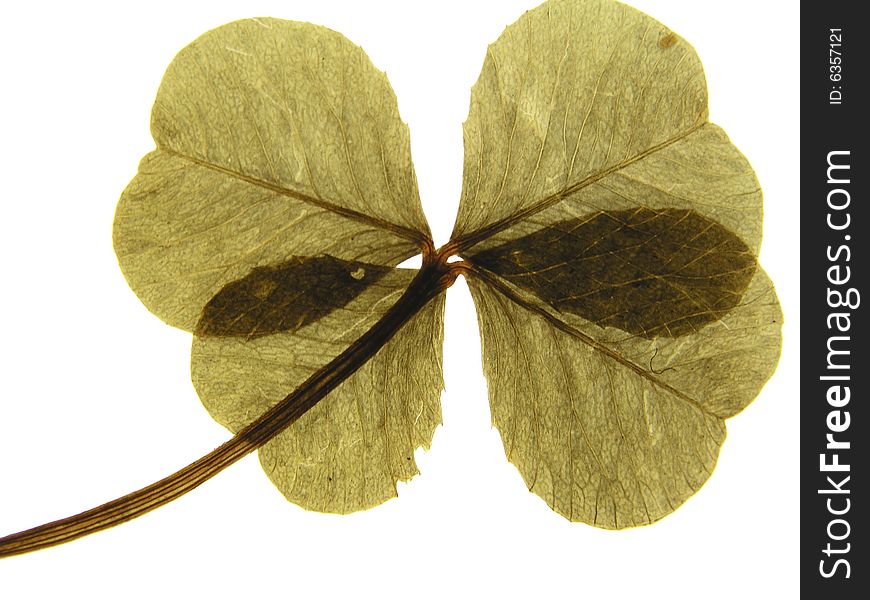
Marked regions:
[0,242,465,559]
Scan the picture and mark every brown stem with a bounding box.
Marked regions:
[0,254,458,559]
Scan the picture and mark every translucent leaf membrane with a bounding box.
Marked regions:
[453,0,712,245]
[468,269,780,527]
[113,19,445,513]
[114,18,430,332]
[455,0,782,527]
[192,271,445,513]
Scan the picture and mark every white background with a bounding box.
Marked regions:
[0,1,799,597]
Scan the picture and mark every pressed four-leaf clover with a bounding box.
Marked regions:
[0,0,781,557]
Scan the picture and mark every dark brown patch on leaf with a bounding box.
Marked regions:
[469,208,757,338]
[195,256,392,339]
[658,32,678,49]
